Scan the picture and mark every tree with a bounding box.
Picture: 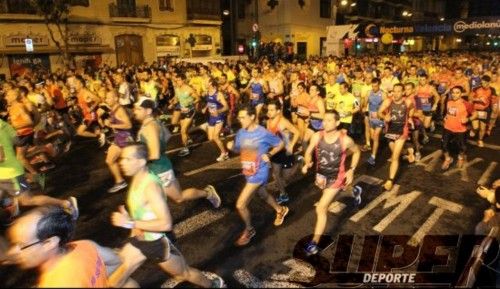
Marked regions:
[30,0,73,67]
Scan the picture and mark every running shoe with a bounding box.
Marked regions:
[172,126,179,133]
[205,185,221,208]
[478,140,484,148]
[361,144,371,152]
[367,155,376,166]
[211,275,226,288]
[274,206,289,226]
[457,156,465,169]
[63,141,72,153]
[352,185,363,206]
[235,227,256,246]
[98,133,106,147]
[186,138,193,146]
[68,196,79,221]
[108,181,128,193]
[441,157,453,170]
[415,152,422,162]
[178,147,190,157]
[422,135,430,144]
[276,193,290,204]
[304,241,319,256]
[216,152,229,162]
[430,122,436,132]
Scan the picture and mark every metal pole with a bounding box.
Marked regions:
[254,0,259,59]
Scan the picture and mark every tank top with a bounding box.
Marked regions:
[250,81,264,100]
[206,90,223,115]
[127,172,165,241]
[368,90,384,119]
[386,100,409,135]
[110,106,132,145]
[315,131,346,178]
[416,84,433,111]
[138,120,172,174]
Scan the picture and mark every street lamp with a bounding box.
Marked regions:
[341,0,348,6]
[223,9,230,16]
[402,11,408,16]
[350,2,356,7]
[440,17,445,21]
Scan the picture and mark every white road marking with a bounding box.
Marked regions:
[162,271,226,288]
[408,197,463,247]
[477,161,498,186]
[233,269,302,288]
[166,134,235,154]
[269,259,316,283]
[174,208,230,239]
[415,149,443,172]
[443,157,483,181]
[183,157,241,176]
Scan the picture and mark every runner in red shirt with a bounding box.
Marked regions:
[441,85,477,170]
[470,75,497,147]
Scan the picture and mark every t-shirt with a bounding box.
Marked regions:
[444,99,474,133]
[334,92,358,124]
[0,120,24,180]
[38,240,108,288]
[234,126,281,176]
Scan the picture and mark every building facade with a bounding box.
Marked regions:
[0,0,222,77]
[234,0,336,58]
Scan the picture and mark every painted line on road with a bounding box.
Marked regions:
[174,208,230,239]
[233,269,302,288]
[477,161,498,186]
[166,134,236,154]
[183,156,241,176]
[430,133,500,150]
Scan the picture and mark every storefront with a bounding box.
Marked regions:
[191,34,213,57]
[67,31,112,70]
[156,34,181,61]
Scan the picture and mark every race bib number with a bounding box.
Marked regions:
[477,110,488,120]
[251,93,260,100]
[241,149,259,176]
[369,111,379,119]
[315,173,327,190]
[297,106,309,117]
[447,107,458,117]
[208,104,218,116]
[385,133,400,141]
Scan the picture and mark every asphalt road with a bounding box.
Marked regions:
[1,124,499,288]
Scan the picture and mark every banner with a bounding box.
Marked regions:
[8,54,51,77]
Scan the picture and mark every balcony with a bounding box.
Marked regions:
[109,3,151,23]
[0,0,44,21]
[187,0,221,24]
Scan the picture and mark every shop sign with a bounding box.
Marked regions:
[8,54,51,77]
[156,34,180,56]
[5,34,49,47]
[68,32,102,45]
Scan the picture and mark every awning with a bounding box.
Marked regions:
[0,45,114,55]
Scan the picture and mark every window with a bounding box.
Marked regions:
[159,0,173,11]
[320,0,331,18]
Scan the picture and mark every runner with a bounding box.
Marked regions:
[0,119,77,225]
[108,143,224,288]
[365,78,387,166]
[199,78,230,162]
[266,100,300,204]
[470,75,496,147]
[415,73,439,142]
[245,68,268,122]
[441,86,477,170]
[302,110,361,255]
[219,73,240,134]
[171,73,198,157]
[103,90,133,193]
[303,84,326,144]
[332,82,359,135]
[377,84,414,190]
[133,97,221,207]
[404,82,422,162]
[226,105,289,246]
[7,205,121,287]
[74,76,106,146]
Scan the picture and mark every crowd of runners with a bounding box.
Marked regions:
[0,51,499,287]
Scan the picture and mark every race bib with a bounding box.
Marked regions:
[447,107,458,117]
[251,93,260,100]
[241,149,259,176]
[297,106,309,117]
[315,173,327,190]
[385,133,400,141]
[477,110,488,120]
[208,104,218,115]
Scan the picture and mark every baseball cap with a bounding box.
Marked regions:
[135,96,156,109]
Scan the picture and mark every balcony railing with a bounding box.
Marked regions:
[0,0,37,14]
[187,0,220,21]
[109,3,151,19]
